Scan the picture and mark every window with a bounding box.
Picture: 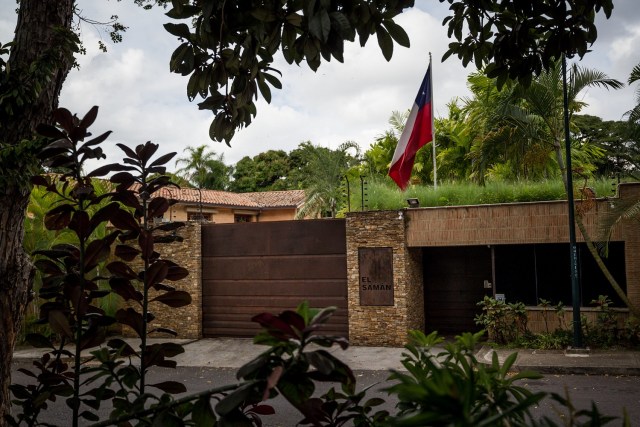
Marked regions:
[187,212,212,222]
[234,214,252,223]
[494,242,627,307]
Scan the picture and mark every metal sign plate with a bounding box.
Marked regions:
[358,247,394,306]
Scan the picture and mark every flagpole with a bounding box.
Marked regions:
[430,53,437,190]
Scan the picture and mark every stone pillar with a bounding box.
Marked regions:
[143,221,202,339]
[346,210,424,346]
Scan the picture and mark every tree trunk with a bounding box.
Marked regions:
[0,0,74,424]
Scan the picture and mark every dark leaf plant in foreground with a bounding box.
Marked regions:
[7,106,191,426]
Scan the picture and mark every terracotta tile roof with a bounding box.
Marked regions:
[243,190,306,208]
[131,184,305,209]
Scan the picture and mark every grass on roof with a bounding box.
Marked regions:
[346,177,619,212]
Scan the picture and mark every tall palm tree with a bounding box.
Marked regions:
[175,145,230,190]
[625,63,640,124]
[464,62,622,184]
[295,141,361,218]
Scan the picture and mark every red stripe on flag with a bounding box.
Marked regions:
[388,103,433,190]
[388,64,434,190]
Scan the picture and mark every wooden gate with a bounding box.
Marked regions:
[201,219,348,337]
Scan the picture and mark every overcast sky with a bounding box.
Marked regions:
[1,1,638,172]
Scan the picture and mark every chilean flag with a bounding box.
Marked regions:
[388,64,433,190]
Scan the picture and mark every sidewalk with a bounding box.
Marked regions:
[476,346,640,376]
[12,338,640,375]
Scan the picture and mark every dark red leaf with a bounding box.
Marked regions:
[280,311,306,333]
[31,175,49,187]
[149,152,177,168]
[53,108,75,132]
[251,313,297,339]
[145,260,168,289]
[165,262,189,281]
[153,283,175,292]
[79,106,99,129]
[69,125,88,143]
[147,197,170,219]
[25,333,54,349]
[136,142,159,163]
[107,338,138,357]
[86,161,127,178]
[109,209,140,232]
[152,221,184,233]
[107,261,138,280]
[79,327,106,350]
[114,244,140,261]
[68,210,90,240]
[109,278,143,302]
[116,308,144,337]
[116,143,138,159]
[36,123,67,139]
[84,239,111,270]
[111,190,141,210]
[34,259,62,276]
[150,290,192,307]
[89,202,120,229]
[110,171,136,185]
[48,310,73,338]
[44,205,73,230]
[80,130,112,148]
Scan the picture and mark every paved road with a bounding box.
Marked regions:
[10,363,640,426]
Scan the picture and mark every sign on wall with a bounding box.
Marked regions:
[358,247,394,306]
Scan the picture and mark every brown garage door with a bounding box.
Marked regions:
[423,246,493,335]
[202,219,348,338]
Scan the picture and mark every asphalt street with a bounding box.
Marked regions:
[10,362,640,426]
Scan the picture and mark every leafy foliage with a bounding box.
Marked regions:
[441,0,614,88]
[230,149,293,192]
[386,330,545,426]
[175,144,232,190]
[294,141,361,218]
[163,0,413,143]
[625,63,640,124]
[7,107,191,426]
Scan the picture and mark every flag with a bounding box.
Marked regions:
[388,63,433,190]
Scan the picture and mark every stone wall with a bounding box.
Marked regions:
[123,221,202,339]
[345,210,424,346]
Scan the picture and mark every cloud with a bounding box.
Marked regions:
[1,0,638,171]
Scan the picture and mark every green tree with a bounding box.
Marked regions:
[573,114,640,180]
[462,62,621,184]
[230,150,291,192]
[175,145,231,190]
[626,63,640,124]
[295,141,361,218]
[442,0,614,87]
[432,101,475,181]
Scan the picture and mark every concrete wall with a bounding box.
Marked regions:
[163,204,297,223]
[406,183,640,310]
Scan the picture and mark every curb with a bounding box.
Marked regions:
[475,346,640,377]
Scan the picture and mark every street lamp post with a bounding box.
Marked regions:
[562,54,583,348]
